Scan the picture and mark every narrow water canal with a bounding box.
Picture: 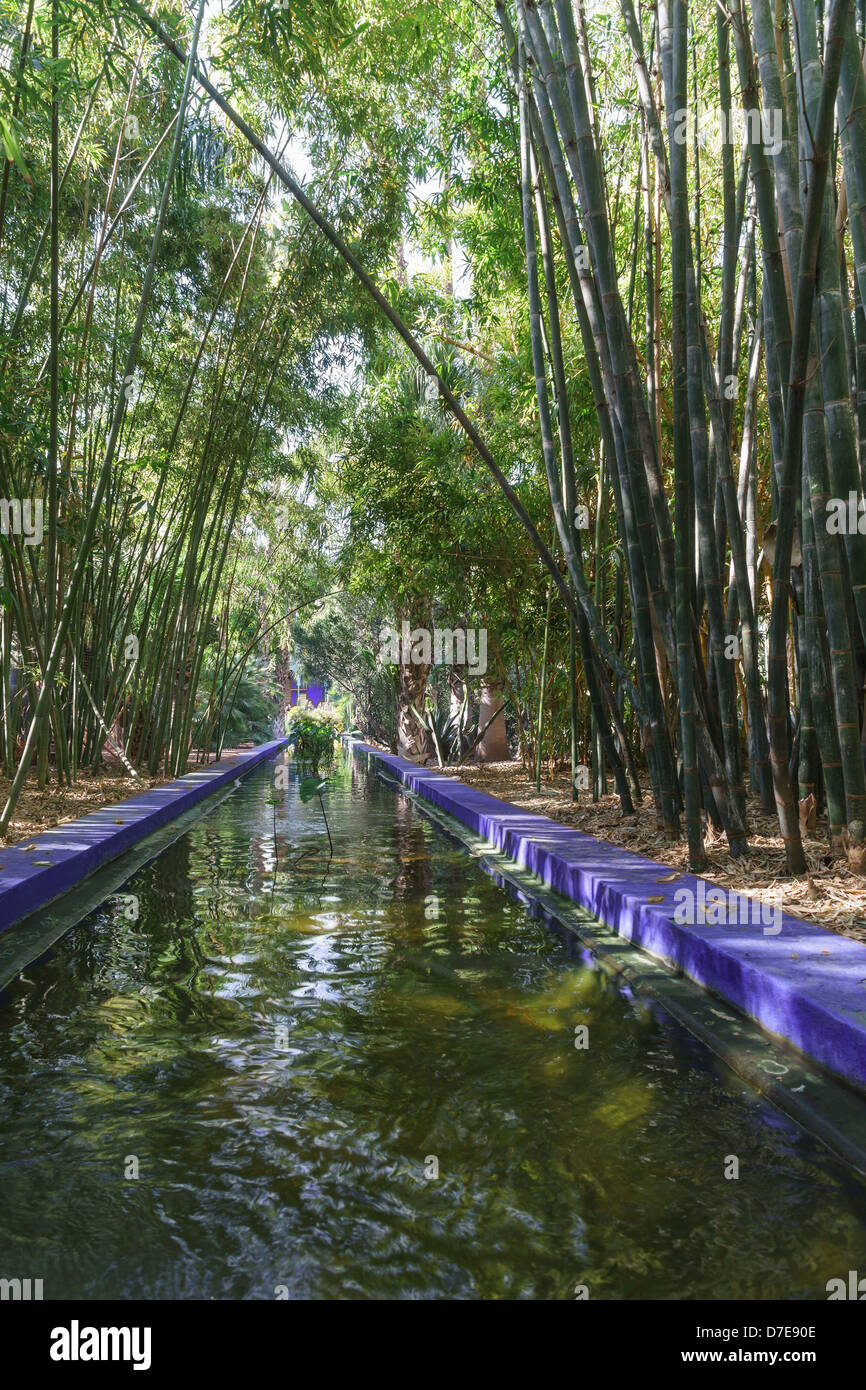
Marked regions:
[2,753,866,1300]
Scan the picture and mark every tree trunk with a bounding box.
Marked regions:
[476,680,509,762]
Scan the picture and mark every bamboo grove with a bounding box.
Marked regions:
[1,0,866,877]
[157,0,866,876]
[0,0,371,835]
[493,0,866,875]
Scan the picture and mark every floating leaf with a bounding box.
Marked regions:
[299,776,329,804]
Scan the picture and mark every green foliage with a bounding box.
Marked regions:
[5,0,859,863]
[208,656,280,748]
[285,707,340,773]
[298,775,329,803]
[289,592,398,748]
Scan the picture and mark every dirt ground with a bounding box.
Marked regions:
[0,749,251,848]
[436,761,866,946]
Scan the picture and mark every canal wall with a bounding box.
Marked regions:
[0,739,287,936]
[349,739,866,1094]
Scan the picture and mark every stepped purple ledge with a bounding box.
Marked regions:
[350,740,866,1093]
[0,738,287,936]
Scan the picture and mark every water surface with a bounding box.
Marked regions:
[1,754,866,1299]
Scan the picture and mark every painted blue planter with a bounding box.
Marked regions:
[0,739,287,935]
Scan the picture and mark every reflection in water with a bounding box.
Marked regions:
[0,755,866,1300]
[391,790,434,904]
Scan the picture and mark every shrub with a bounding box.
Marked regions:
[286,707,340,774]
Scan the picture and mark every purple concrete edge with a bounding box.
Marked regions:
[0,738,287,935]
[350,740,866,1092]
